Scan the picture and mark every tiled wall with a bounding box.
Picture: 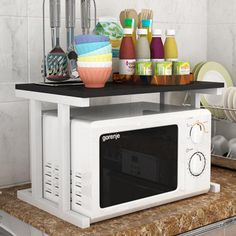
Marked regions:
[0,0,207,187]
[207,0,236,140]
[0,1,29,187]
[208,0,236,85]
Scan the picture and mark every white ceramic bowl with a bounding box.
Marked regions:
[77,61,112,68]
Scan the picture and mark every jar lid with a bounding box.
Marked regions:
[152,29,162,36]
[123,28,133,35]
[166,29,176,36]
[137,28,148,35]
[124,18,134,27]
[142,19,152,27]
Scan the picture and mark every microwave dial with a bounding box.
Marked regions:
[190,123,205,144]
[189,152,206,177]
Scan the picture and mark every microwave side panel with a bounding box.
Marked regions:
[71,119,94,217]
[43,114,60,203]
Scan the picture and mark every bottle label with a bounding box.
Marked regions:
[151,59,165,62]
[165,58,178,62]
[154,62,172,76]
[135,62,153,76]
[119,59,136,75]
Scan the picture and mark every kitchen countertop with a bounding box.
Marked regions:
[0,167,236,236]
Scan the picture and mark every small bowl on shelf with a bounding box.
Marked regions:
[78,53,112,62]
[75,41,110,56]
[78,66,112,88]
[81,44,112,57]
[74,35,109,44]
[77,61,112,68]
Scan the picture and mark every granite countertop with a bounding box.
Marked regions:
[1,167,236,236]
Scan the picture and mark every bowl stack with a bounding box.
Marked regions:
[75,35,112,88]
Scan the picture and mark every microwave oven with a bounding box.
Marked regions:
[42,102,211,223]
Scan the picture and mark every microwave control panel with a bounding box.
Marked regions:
[188,152,206,176]
[185,113,211,179]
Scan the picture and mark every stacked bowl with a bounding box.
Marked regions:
[75,35,112,88]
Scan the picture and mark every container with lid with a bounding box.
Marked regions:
[142,19,152,44]
[119,28,136,75]
[151,29,164,62]
[136,28,150,62]
[164,29,178,61]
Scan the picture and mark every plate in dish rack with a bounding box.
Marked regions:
[223,87,235,122]
[197,62,233,119]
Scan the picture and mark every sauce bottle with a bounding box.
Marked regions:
[151,29,164,62]
[141,19,152,44]
[124,18,136,45]
[119,28,136,75]
[164,29,178,61]
[136,28,150,61]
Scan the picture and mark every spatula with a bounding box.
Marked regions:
[47,0,69,81]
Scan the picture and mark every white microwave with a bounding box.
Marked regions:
[43,102,211,223]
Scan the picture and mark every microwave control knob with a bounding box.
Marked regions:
[190,123,204,144]
[189,152,206,176]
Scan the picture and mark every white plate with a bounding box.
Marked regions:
[233,89,236,121]
[223,87,235,122]
[197,62,233,119]
[228,87,236,122]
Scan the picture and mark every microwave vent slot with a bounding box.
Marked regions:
[74,173,83,207]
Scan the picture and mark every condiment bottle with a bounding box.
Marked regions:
[141,19,152,44]
[164,29,178,61]
[151,29,164,62]
[136,28,150,61]
[119,28,136,75]
[124,18,136,45]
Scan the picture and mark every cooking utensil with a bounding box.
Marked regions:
[81,0,97,34]
[47,0,69,81]
[65,0,78,79]
[119,10,126,27]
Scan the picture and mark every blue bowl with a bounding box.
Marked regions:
[75,34,109,44]
[75,41,110,56]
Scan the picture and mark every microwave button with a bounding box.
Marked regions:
[190,123,205,144]
[189,152,206,177]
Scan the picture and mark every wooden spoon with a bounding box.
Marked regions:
[119,10,126,27]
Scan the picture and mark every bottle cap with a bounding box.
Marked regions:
[137,28,148,35]
[123,28,133,35]
[166,29,176,36]
[124,18,134,27]
[152,29,162,36]
[142,19,152,27]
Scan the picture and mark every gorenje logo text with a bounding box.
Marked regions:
[102,133,120,142]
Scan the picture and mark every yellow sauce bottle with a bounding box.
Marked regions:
[164,29,178,61]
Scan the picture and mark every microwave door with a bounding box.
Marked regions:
[100,125,178,208]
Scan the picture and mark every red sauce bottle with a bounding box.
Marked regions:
[119,28,136,75]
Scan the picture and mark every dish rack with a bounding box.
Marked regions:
[186,102,236,170]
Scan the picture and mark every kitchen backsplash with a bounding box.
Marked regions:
[0,0,207,187]
[208,0,236,86]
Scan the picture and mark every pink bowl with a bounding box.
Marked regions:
[78,66,112,88]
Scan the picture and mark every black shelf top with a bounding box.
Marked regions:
[15,81,224,99]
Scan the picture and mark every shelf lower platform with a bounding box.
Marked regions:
[17,189,91,228]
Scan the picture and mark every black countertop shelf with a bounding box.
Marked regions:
[15,81,224,99]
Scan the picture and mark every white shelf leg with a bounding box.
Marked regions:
[57,104,71,212]
[160,92,165,105]
[191,92,201,108]
[29,100,43,199]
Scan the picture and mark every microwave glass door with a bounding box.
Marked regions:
[100,125,178,208]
